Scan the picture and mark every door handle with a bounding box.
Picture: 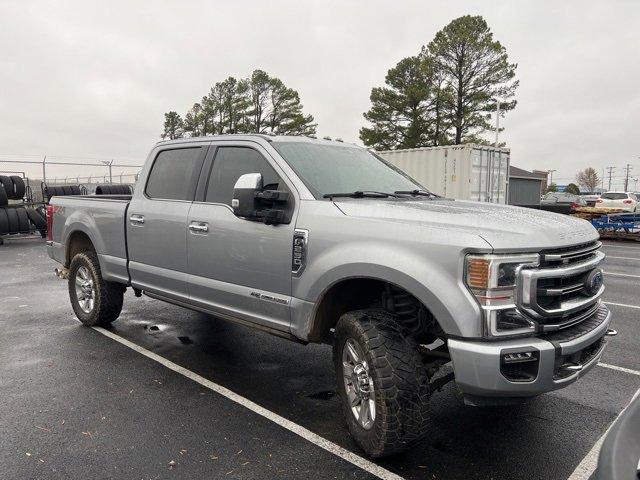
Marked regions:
[189,221,209,234]
[130,214,145,226]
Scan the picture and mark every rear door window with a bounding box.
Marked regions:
[146,147,205,201]
[205,147,283,205]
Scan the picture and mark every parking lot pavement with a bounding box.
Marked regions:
[600,241,640,372]
[1,238,640,480]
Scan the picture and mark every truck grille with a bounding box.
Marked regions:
[517,241,605,331]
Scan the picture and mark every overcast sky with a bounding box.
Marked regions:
[1,1,639,190]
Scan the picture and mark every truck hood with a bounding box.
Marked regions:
[333,198,599,251]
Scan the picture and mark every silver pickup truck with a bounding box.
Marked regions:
[47,135,615,457]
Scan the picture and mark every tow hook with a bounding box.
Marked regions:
[54,267,69,280]
[605,329,618,337]
[561,362,583,373]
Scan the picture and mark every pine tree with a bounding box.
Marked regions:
[427,15,519,144]
[161,111,184,140]
[359,56,446,150]
[162,70,316,138]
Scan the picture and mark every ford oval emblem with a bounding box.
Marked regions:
[585,269,604,295]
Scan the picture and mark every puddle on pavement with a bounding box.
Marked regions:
[306,390,336,400]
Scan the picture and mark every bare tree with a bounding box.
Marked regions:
[576,167,600,192]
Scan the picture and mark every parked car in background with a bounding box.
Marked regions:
[580,192,603,207]
[596,192,639,212]
[540,192,587,210]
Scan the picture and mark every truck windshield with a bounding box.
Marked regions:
[272,142,424,199]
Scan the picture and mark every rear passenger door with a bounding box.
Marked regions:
[186,142,297,332]
[127,144,208,302]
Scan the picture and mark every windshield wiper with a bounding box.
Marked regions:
[322,191,398,199]
[394,189,441,198]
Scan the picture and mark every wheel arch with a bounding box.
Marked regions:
[303,271,460,343]
[65,228,97,267]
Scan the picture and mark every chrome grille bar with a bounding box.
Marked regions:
[517,249,605,325]
[542,241,601,264]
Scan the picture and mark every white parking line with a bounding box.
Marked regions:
[604,301,640,310]
[567,386,640,480]
[602,243,640,250]
[605,255,640,261]
[604,271,640,279]
[93,327,404,480]
[598,363,640,376]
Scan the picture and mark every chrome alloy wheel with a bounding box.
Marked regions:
[342,338,376,430]
[75,266,96,313]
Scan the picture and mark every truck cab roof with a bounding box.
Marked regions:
[156,134,356,148]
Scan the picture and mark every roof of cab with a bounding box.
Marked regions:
[156,134,357,148]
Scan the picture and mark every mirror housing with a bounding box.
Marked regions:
[232,173,290,224]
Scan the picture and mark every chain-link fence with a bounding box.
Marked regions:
[0,156,142,203]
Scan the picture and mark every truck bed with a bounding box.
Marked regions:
[49,195,131,284]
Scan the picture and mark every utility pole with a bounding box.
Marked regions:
[547,169,556,186]
[606,166,615,191]
[623,163,632,192]
[100,160,114,183]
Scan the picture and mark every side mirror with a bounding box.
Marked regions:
[232,173,290,224]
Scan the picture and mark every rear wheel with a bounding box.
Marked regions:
[333,309,431,457]
[68,251,124,326]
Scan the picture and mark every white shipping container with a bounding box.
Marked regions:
[378,144,510,204]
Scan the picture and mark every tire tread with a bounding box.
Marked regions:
[69,251,124,326]
[334,309,431,457]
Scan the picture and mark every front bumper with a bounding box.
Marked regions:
[448,303,612,398]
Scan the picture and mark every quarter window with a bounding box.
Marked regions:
[146,148,204,201]
[205,147,283,205]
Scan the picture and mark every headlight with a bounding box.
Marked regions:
[465,253,539,337]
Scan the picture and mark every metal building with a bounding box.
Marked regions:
[508,166,546,205]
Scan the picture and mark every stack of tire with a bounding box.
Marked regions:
[43,185,81,203]
[95,184,132,195]
[0,176,47,243]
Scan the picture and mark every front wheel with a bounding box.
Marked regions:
[333,309,431,457]
[68,251,124,326]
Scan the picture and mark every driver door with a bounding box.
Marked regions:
[186,142,297,332]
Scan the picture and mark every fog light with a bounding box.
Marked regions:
[502,351,536,364]
[500,350,540,382]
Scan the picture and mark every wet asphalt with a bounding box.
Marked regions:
[0,238,639,480]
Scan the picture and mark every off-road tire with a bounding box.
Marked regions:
[333,309,431,457]
[68,251,124,326]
